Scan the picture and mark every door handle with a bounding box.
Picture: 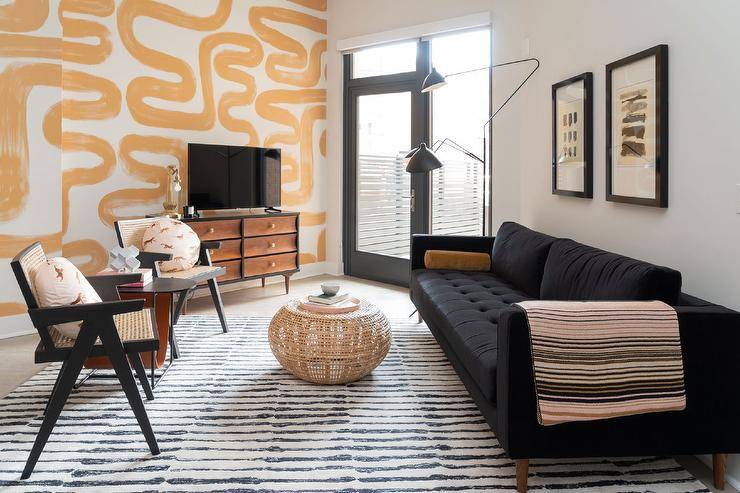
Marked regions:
[410,188,415,213]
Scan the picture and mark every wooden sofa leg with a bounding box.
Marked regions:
[516,459,529,493]
[713,453,727,490]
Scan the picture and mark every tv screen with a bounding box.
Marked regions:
[188,143,281,210]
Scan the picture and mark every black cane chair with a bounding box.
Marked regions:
[10,242,160,479]
[114,218,228,333]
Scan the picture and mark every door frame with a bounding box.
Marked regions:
[342,43,431,286]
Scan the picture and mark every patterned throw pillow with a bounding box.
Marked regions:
[141,218,200,272]
[33,257,102,339]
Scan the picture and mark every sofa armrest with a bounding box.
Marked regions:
[410,234,495,271]
[495,304,740,458]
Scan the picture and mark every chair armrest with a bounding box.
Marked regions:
[87,274,140,301]
[495,304,740,458]
[201,240,222,250]
[28,299,145,327]
[138,251,171,268]
[410,234,495,270]
[137,251,171,277]
[198,241,222,266]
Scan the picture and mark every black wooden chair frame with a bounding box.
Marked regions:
[10,243,160,479]
[114,220,229,334]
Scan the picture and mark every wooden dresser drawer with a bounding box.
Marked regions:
[189,219,241,240]
[208,238,241,262]
[243,216,296,237]
[243,234,297,257]
[214,259,241,282]
[243,252,297,277]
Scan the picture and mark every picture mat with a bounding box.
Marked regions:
[611,54,657,199]
[555,81,585,192]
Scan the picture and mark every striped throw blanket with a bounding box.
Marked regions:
[515,300,686,426]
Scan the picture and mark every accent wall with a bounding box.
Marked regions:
[0,0,327,337]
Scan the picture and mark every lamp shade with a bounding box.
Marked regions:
[421,67,447,93]
[405,143,443,173]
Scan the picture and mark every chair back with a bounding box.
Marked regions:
[10,243,56,349]
[115,218,158,249]
[10,242,47,310]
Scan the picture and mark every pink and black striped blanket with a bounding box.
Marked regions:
[515,300,686,426]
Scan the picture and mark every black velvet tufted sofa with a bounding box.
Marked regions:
[409,222,740,491]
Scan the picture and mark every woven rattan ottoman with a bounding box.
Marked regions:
[268,299,392,384]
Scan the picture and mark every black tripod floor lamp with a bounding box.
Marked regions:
[405,57,540,232]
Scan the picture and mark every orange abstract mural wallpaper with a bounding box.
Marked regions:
[0,0,327,336]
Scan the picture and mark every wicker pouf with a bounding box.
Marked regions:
[268,300,392,384]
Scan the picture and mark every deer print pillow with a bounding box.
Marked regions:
[33,257,102,339]
[141,218,200,272]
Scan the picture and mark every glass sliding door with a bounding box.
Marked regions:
[343,40,428,285]
[356,91,412,259]
[343,32,490,285]
[430,29,491,236]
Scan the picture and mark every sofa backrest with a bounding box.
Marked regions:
[491,222,556,297]
[540,238,682,305]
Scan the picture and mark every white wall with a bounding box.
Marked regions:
[519,0,740,309]
[517,0,740,484]
[327,0,740,484]
[325,0,530,271]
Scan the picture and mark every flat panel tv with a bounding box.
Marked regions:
[187,143,281,210]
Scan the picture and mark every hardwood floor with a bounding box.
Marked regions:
[0,274,731,491]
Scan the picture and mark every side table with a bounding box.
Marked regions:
[83,278,196,388]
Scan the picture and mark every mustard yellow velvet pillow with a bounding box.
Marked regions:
[423,250,491,271]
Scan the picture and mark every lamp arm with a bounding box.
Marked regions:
[432,138,484,164]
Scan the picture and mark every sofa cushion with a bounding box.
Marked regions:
[491,222,556,297]
[540,239,682,304]
[410,269,533,402]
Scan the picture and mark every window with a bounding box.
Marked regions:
[351,41,417,78]
[430,29,491,235]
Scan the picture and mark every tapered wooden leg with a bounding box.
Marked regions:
[128,353,154,401]
[207,278,228,333]
[261,277,266,288]
[100,319,159,456]
[516,459,529,493]
[22,326,97,479]
[417,312,423,324]
[284,275,290,294]
[714,453,727,490]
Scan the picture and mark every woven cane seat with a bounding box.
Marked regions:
[158,265,222,280]
[50,309,156,349]
[268,300,392,384]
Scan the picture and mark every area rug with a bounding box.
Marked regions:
[0,315,709,492]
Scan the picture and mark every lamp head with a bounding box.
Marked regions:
[421,67,447,93]
[405,143,443,173]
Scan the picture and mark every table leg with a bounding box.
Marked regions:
[169,294,181,360]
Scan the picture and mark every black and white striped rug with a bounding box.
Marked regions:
[0,315,709,492]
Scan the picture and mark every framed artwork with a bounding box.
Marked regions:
[552,72,593,198]
[606,44,668,207]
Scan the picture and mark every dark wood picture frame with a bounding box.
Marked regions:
[552,72,593,198]
[606,44,668,207]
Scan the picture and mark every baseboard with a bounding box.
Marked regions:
[0,326,36,340]
[697,454,740,490]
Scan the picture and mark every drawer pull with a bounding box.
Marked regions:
[268,223,276,229]
[269,261,276,267]
[207,227,215,234]
[269,242,276,248]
